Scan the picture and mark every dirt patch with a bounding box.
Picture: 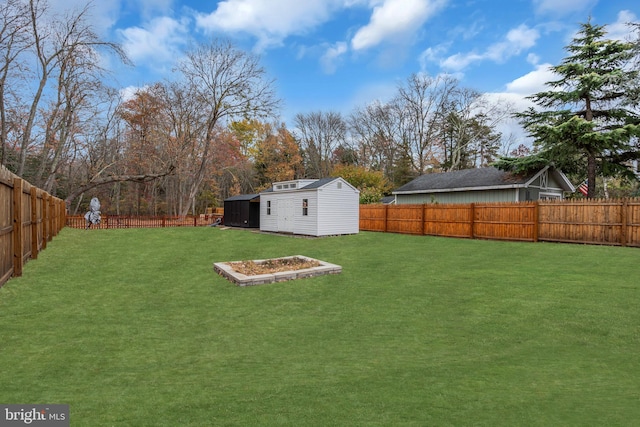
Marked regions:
[229,257,321,276]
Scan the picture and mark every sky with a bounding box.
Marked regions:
[50,0,639,144]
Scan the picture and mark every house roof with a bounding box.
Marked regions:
[224,194,260,202]
[393,166,575,194]
[381,196,396,204]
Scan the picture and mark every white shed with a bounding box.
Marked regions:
[259,177,360,236]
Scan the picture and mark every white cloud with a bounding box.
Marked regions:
[351,0,447,51]
[533,0,597,16]
[46,0,122,37]
[526,53,540,65]
[120,85,147,102]
[320,42,348,74]
[439,52,482,71]
[118,17,190,65]
[484,64,562,147]
[136,0,174,18]
[438,24,540,72]
[505,63,557,95]
[195,0,342,50]
[607,10,638,41]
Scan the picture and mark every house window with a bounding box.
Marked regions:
[302,199,308,216]
[539,193,561,200]
[267,200,271,215]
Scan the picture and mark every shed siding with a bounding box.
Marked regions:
[259,193,278,232]
[316,181,359,235]
[291,190,319,236]
[259,178,359,236]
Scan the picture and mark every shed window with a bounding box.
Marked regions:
[267,200,271,215]
[337,182,342,189]
[302,199,308,216]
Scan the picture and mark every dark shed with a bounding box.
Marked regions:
[223,194,260,228]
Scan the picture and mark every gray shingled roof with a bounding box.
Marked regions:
[301,177,338,189]
[393,167,538,193]
[224,193,260,202]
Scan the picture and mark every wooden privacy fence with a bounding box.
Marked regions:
[360,198,640,247]
[65,213,223,229]
[1,166,66,287]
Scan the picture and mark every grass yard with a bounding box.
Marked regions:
[1,227,639,426]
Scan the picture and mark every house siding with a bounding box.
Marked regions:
[397,189,517,204]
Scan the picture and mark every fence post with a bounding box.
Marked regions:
[469,203,475,239]
[31,187,38,259]
[50,195,57,237]
[42,193,48,250]
[421,204,425,235]
[13,178,23,278]
[533,201,539,243]
[620,198,628,247]
[384,205,388,233]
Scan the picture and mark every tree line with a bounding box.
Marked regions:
[2,0,639,216]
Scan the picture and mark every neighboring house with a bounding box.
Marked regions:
[393,166,575,204]
[380,196,396,205]
[223,194,260,228]
[259,177,360,236]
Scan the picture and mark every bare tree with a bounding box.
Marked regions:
[175,39,280,217]
[395,73,459,175]
[13,0,128,177]
[348,100,402,180]
[0,0,33,166]
[294,111,346,178]
[439,91,512,171]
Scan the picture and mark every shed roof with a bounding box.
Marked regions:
[393,166,575,194]
[224,194,260,202]
[260,177,359,194]
[300,177,338,189]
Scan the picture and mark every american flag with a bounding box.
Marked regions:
[578,179,588,196]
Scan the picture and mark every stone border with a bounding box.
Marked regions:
[214,255,341,286]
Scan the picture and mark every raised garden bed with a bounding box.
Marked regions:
[214,255,341,286]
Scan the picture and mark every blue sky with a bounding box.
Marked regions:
[52,0,638,141]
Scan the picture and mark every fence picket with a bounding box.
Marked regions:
[360,198,640,247]
[0,165,66,287]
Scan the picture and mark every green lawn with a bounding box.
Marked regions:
[1,228,639,426]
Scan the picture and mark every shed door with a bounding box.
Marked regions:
[277,198,295,233]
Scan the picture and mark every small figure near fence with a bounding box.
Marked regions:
[84,197,101,229]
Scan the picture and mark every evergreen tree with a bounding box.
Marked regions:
[513,20,640,197]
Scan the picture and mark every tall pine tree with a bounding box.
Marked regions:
[512,20,640,197]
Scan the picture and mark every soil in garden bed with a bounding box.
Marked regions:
[229,257,321,276]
